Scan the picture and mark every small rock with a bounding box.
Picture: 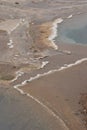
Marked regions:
[15,2,19,5]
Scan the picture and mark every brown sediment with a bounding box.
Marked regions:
[0,63,19,81]
[29,21,56,51]
[0,63,40,81]
[0,30,7,35]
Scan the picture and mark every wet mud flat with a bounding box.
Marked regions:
[0,84,65,130]
[21,60,87,130]
[0,0,87,130]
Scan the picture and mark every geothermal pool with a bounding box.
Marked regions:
[56,14,87,45]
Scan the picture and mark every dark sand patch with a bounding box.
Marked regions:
[0,63,19,81]
[79,93,87,128]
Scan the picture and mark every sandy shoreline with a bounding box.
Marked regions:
[29,19,59,51]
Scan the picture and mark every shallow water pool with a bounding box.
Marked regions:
[55,14,87,45]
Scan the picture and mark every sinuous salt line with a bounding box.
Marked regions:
[40,61,49,69]
[11,71,24,82]
[15,58,87,85]
[11,61,49,83]
[15,71,57,87]
[11,18,25,32]
[13,58,87,130]
[59,58,87,71]
[9,18,26,33]
[14,84,69,130]
[12,58,87,89]
[0,19,21,34]
[10,22,20,33]
[27,93,69,130]
[48,18,63,50]
[13,58,87,87]
[67,15,73,19]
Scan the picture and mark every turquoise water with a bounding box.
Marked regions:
[55,15,87,45]
[65,25,87,44]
